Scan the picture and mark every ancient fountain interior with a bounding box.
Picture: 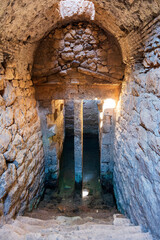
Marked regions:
[0,0,160,239]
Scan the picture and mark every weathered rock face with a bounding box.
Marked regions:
[114,18,160,240]
[0,58,45,223]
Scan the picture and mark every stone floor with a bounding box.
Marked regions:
[0,214,153,240]
[0,185,153,240]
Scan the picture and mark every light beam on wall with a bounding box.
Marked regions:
[60,0,95,20]
[100,112,103,120]
[103,99,116,111]
[82,189,89,198]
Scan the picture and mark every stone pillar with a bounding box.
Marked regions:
[38,100,65,186]
[100,108,115,185]
[74,100,83,184]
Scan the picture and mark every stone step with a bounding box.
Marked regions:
[0,215,153,240]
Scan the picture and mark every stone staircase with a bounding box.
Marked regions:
[0,214,153,240]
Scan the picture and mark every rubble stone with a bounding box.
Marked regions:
[0,129,12,154]
[0,154,7,176]
[61,52,75,61]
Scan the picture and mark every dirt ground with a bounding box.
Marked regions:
[25,188,119,223]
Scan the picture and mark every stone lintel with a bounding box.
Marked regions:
[35,84,121,101]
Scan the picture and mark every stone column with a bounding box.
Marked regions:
[38,100,65,186]
[100,108,115,184]
[74,100,83,184]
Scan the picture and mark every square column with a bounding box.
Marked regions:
[74,100,83,184]
[100,108,115,183]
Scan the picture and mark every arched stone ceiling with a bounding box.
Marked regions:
[0,0,159,43]
[0,0,159,67]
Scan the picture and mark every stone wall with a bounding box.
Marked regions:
[114,19,160,239]
[38,100,65,187]
[0,59,45,222]
[32,21,124,87]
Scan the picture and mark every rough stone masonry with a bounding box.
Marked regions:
[0,1,159,240]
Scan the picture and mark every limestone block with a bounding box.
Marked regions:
[64,33,74,41]
[146,69,160,95]
[26,108,38,123]
[19,81,26,89]
[58,58,65,66]
[75,51,86,61]
[27,132,42,150]
[63,47,72,53]
[140,108,157,133]
[0,96,5,106]
[3,82,16,106]
[87,50,96,58]
[0,164,17,199]
[77,29,83,35]
[0,76,4,91]
[12,80,19,87]
[0,154,7,176]
[14,149,27,168]
[5,68,14,80]
[71,60,80,68]
[89,62,96,71]
[4,184,20,215]
[97,64,109,73]
[85,28,92,35]
[14,108,26,129]
[4,144,17,162]
[25,98,37,110]
[59,70,67,76]
[8,124,17,141]
[69,29,76,37]
[0,128,12,153]
[81,60,89,69]
[17,163,25,177]
[148,132,160,156]
[65,42,70,46]
[19,120,41,142]
[12,134,24,149]
[4,107,13,127]
[70,42,75,48]
[73,45,83,54]
[82,34,90,41]
[61,52,74,61]
[25,80,33,88]
[83,43,92,50]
